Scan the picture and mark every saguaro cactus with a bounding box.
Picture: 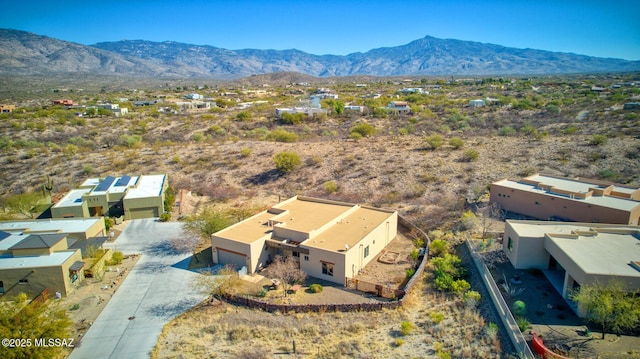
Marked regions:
[43,175,54,202]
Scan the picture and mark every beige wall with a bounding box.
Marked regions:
[211,236,252,269]
[300,247,346,285]
[491,183,637,224]
[51,202,88,219]
[0,250,83,299]
[503,223,550,269]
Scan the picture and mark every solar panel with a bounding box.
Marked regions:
[115,175,132,187]
[95,176,115,192]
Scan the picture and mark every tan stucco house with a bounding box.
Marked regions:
[51,174,168,220]
[0,218,106,299]
[211,196,398,285]
[503,220,640,316]
[490,174,640,225]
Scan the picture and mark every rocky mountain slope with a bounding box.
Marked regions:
[1,28,639,79]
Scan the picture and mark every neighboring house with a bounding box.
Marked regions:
[96,103,128,117]
[51,174,168,221]
[184,93,204,100]
[211,196,398,286]
[490,174,640,225]
[0,104,15,113]
[53,99,77,107]
[0,217,106,299]
[133,100,163,107]
[398,88,428,94]
[344,105,365,113]
[385,101,411,114]
[623,102,640,110]
[469,99,485,107]
[502,220,640,316]
[275,107,327,118]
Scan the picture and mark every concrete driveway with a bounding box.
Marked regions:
[68,219,209,359]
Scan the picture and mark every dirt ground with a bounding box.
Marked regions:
[485,248,640,359]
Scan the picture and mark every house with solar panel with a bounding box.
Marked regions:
[51,174,168,220]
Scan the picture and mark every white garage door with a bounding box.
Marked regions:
[217,249,246,269]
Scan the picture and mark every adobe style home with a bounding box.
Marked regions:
[51,174,168,220]
[503,220,640,316]
[490,174,640,225]
[211,196,398,285]
[0,217,107,299]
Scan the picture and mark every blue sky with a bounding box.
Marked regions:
[2,0,639,60]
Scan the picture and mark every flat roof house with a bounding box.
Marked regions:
[503,220,640,316]
[211,196,398,285]
[51,174,168,220]
[490,174,640,225]
[0,218,105,299]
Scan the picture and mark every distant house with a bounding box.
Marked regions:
[469,99,485,107]
[623,102,640,110]
[398,88,428,94]
[275,107,327,118]
[344,105,365,113]
[133,100,162,107]
[0,104,15,113]
[184,93,204,100]
[53,99,77,107]
[385,101,411,114]
[96,103,128,117]
[51,174,168,221]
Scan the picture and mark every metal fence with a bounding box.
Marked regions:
[465,239,535,359]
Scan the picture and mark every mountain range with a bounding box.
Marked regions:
[1,28,639,79]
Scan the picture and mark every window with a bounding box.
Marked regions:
[507,237,513,252]
[535,201,541,205]
[321,262,334,277]
[18,279,29,284]
[292,251,299,257]
[364,245,370,258]
[304,255,309,261]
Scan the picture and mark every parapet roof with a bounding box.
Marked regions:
[10,233,66,250]
[494,174,640,212]
[0,250,78,269]
[124,174,166,199]
[0,218,102,234]
[546,229,640,278]
[213,196,396,252]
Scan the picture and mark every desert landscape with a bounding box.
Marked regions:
[1,72,639,358]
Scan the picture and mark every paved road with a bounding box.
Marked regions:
[68,219,209,359]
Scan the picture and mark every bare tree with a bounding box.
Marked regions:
[264,255,306,297]
[191,265,243,299]
[479,202,504,239]
[170,234,202,262]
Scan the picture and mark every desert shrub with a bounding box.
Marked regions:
[349,131,363,140]
[484,322,499,339]
[350,123,376,137]
[563,125,578,135]
[451,279,471,296]
[516,316,530,332]
[458,211,478,231]
[461,148,479,162]
[104,217,114,231]
[191,132,205,142]
[463,290,481,305]
[239,147,253,157]
[107,251,124,265]
[589,134,607,146]
[425,133,444,150]
[405,268,416,279]
[323,180,338,194]
[257,289,268,297]
[430,311,445,324]
[235,111,252,121]
[309,283,323,293]
[159,213,171,222]
[394,338,404,347]
[119,134,142,148]
[400,321,415,336]
[268,128,298,142]
[279,112,305,124]
[82,165,94,175]
[513,300,527,317]
[273,151,302,174]
[498,126,516,136]
[429,239,450,258]
[448,136,464,149]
